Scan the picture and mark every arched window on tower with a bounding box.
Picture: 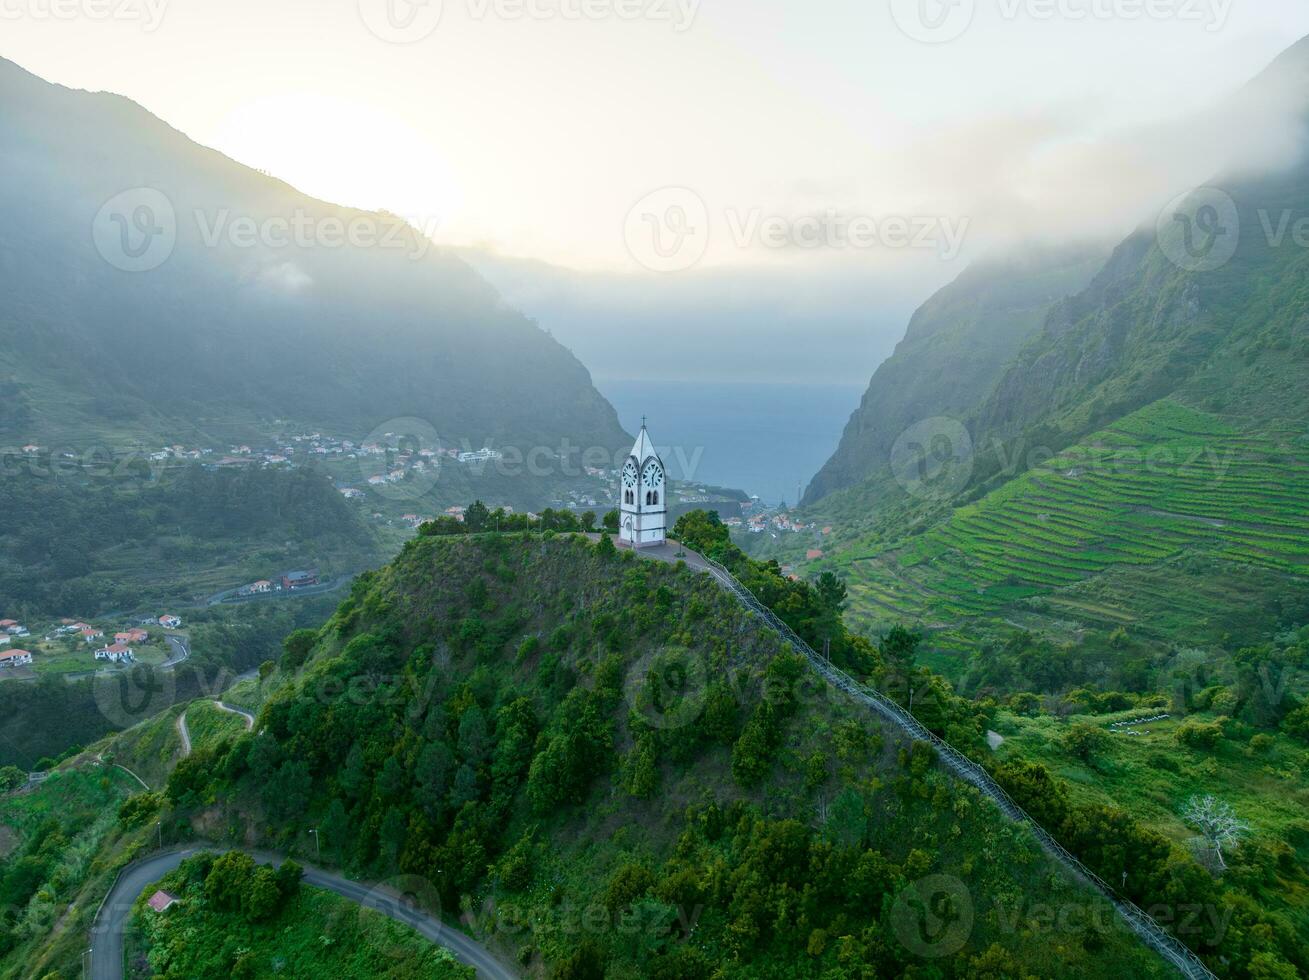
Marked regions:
[652,490,659,505]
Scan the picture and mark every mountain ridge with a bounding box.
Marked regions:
[0,55,629,458]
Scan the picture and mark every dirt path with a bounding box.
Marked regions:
[175,709,192,758]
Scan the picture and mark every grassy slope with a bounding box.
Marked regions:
[991,708,1309,946]
[181,533,1164,978]
[0,764,148,979]
[184,701,251,755]
[128,858,473,979]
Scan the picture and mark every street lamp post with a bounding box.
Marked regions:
[155,821,162,849]
[309,828,320,860]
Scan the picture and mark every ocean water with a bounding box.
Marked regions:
[597,379,865,507]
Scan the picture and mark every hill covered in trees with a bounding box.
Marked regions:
[149,530,1166,978]
[6,524,1307,976]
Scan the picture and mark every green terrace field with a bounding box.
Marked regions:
[828,400,1309,663]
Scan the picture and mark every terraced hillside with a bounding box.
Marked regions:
[830,400,1309,663]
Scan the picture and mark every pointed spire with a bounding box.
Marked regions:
[630,416,657,463]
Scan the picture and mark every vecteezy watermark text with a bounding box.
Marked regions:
[93,188,439,273]
[624,187,969,273]
[357,0,698,43]
[0,0,168,31]
[891,0,1233,44]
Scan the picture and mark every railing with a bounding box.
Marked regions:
[701,558,1219,980]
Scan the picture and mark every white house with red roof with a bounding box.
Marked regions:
[80,627,104,643]
[0,650,33,667]
[95,642,134,663]
[158,615,182,628]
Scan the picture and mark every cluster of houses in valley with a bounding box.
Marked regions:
[235,569,320,597]
[0,614,182,671]
[0,619,33,669]
[723,508,832,540]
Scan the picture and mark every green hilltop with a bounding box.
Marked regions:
[3,531,1170,979]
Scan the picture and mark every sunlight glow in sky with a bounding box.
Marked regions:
[2,0,1308,271]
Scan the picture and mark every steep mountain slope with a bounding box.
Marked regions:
[793,37,1309,662]
[803,244,1106,505]
[973,39,1309,480]
[0,57,626,455]
[149,533,1164,978]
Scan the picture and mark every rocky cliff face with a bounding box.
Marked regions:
[803,244,1105,504]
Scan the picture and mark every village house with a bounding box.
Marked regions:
[0,650,33,668]
[128,628,150,643]
[250,580,272,593]
[281,570,318,590]
[158,615,182,628]
[80,626,104,643]
[147,890,178,913]
[95,642,134,663]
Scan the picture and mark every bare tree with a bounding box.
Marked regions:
[1181,795,1250,871]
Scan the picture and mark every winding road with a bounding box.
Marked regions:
[176,700,257,759]
[90,846,517,980]
[161,633,190,669]
[213,699,256,728]
[174,712,191,758]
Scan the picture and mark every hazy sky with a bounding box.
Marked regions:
[4,0,1308,274]
[5,2,1309,386]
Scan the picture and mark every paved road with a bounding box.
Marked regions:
[161,634,189,669]
[90,846,517,980]
[212,699,255,729]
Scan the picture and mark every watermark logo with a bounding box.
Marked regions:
[358,418,444,501]
[624,189,968,273]
[891,0,975,44]
[890,417,974,500]
[358,875,444,956]
[93,188,176,273]
[92,663,177,728]
[892,0,1232,43]
[1157,187,1239,273]
[358,0,444,42]
[624,646,708,729]
[624,187,711,274]
[890,874,973,958]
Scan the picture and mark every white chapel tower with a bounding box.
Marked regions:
[619,419,667,548]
